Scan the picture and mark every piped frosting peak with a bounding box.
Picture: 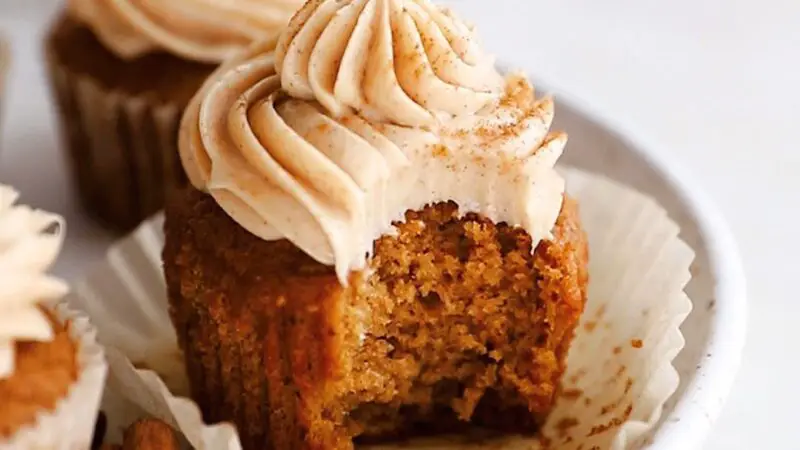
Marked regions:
[274,0,504,127]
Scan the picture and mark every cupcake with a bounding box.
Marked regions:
[0,185,107,448]
[44,0,306,231]
[164,0,587,449]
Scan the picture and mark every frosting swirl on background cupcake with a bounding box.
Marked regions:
[179,0,568,283]
[68,0,306,63]
[0,186,67,379]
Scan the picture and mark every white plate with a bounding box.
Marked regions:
[548,88,747,449]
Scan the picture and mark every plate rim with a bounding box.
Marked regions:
[534,75,748,449]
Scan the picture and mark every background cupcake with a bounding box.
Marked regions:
[44,0,305,231]
[0,185,107,448]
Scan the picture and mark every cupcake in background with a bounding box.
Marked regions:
[0,185,107,448]
[44,0,305,231]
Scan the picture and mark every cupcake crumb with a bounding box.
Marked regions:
[586,404,633,437]
[555,417,580,437]
[561,388,583,400]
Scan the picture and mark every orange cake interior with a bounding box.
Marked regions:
[164,188,587,449]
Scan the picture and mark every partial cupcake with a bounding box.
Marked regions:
[101,418,180,450]
[44,0,306,231]
[0,185,107,448]
[164,1,587,449]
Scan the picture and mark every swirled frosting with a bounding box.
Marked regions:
[180,0,567,283]
[274,0,504,126]
[68,0,306,63]
[0,186,68,379]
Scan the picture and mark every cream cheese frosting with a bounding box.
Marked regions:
[274,0,504,126]
[0,186,68,379]
[179,0,567,284]
[68,0,306,63]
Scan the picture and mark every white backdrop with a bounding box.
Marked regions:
[1,1,797,448]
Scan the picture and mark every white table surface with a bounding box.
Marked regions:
[0,1,797,449]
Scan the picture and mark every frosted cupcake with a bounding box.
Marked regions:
[165,0,586,448]
[0,185,107,448]
[44,0,306,231]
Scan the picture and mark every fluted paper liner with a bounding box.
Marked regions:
[44,32,185,231]
[1,301,108,450]
[67,168,694,449]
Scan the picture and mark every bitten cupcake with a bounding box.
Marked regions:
[0,185,107,448]
[164,0,587,449]
[44,0,306,231]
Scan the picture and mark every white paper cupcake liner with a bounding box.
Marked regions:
[67,167,694,449]
[1,301,108,450]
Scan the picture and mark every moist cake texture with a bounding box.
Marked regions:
[164,188,588,450]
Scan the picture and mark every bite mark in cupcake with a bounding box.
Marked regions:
[166,1,586,449]
[180,0,568,283]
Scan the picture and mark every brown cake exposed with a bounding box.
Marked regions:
[98,418,180,450]
[0,310,78,438]
[163,187,588,450]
